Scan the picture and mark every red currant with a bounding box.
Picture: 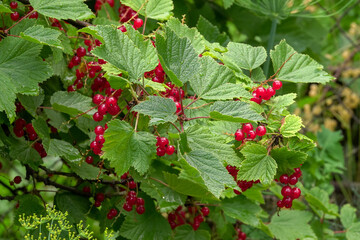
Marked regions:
[279,174,289,184]
[255,126,266,136]
[136,197,145,206]
[93,112,104,122]
[281,186,292,197]
[95,192,105,202]
[76,47,87,58]
[242,123,253,133]
[94,126,105,135]
[133,18,143,30]
[136,205,145,214]
[166,145,175,155]
[291,187,301,199]
[289,174,298,185]
[10,2,18,9]
[128,180,137,189]
[201,207,210,216]
[156,147,166,156]
[85,156,94,164]
[272,80,282,90]
[14,176,22,184]
[234,129,245,141]
[93,94,104,105]
[10,12,19,21]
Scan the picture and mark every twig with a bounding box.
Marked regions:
[150,177,170,188]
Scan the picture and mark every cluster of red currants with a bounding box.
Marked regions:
[106,208,118,220]
[50,18,64,31]
[234,123,267,142]
[167,206,210,231]
[123,191,145,215]
[146,61,166,84]
[90,125,107,155]
[277,168,302,209]
[250,80,283,104]
[162,82,184,114]
[226,165,260,194]
[95,0,114,11]
[94,192,106,207]
[235,228,247,240]
[92,92,122,122]
[9,2,38,21]
[156,137,175,156]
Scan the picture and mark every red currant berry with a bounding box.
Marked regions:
[93,112,104,122]
[247,130,256,140]
[289,174,298,185]
[175,102,182,114]
[98,104,108,115]
[192,222,200,231]
[238,231,247,240]
[157,137,169,148]
[291,187,301,199]
[10,2,18,9]
[166,145,175,155]
[76,47,86,58]
[282,196,293,208]
[13,128,24,138]
[294,168,302,178]
[94,201,101,207]
[93,94,104,105]
[95,192,105,202]
[28,133,38,141]
[10,12,19,21]
[277,200,284,208]
[255,126,266,136]
[279,174,289,184]
[119,25,127,32]
[156,147,166,157]
[194,214,204,223]
[105,96,117,107]
[85,156,94,164]
[136,205,145,214]
[107,212,114,220]
[136,197,145,206]
[235,129,245,141]
[29,11,38,19]
[201,207,210,217]
[133,18,143,30]
[128,180,137,189]
[107,105,120,116]
[128,190,137,197]
[126,196,137,206]
[272,80,282,90]
[109,208,117,218]
[84,39,92,46]
[267,87,276,98]
[82,186,91,193]
[14,118,26,129]
[123,203,133,212]
[14,176,22,184]
[254,87,266,99]
[94,126,105,135]
[242,123,253,133]
[95,135,105,145]
[281,186,292,197]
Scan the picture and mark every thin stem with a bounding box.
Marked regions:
[263,18,278,78]
[183,97,199,110]
[170,122,181,133]
[142,17,148,35]
[150,177,170,188]
[134,114,140,132]
[5,10,34,33]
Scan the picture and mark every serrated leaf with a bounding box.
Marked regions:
[223,42,267,71]
[20,25,62,49]
[305,187,339,217]
[269,93,296,109]
[48,139,81,162]
[347,222,360,240]
[55,192,91,224]
[197,16,229,45]
[163,172,214,199]
[121,0,173,20]
[50,91,95,118]
[186,125,241,166]
[0,2,12,13]
[268,210,315,240]
[10,142,43,170]
[132,96,177,125]
[221,195,262,227]
[238,144,277,184]
[44,108,72,133]
[29,0,95,20]
[120,195,172,240]
[83,25,157,81]
[223,0,235,9]
[156,28,200,87]
[102,120,156,175]
[0,37,52,122]
[166,17,205,54]
[183,150,235,198]
[280,115,303,137]
[340,204,357,229]
[143,79,167,92]
[174,225,211,240]
[17,91,44,117]
[210,101,264,123]
[191,56,252,100]
[32,118,50,149]
[270,147,306,178]
[270,40,334,83]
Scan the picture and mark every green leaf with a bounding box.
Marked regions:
[102,120,156,175]
[10,142,43,170]
[210,101,264,123]
[223,0,235,9]
[191,56,252,100]
[183,150,235,198]
[174,225,211,240]
[0,37,52,122]
[120,195,172,240]
[186,125,242,166]
[347,222,360,240]
[238,144,277,184]
[221,195,262,227]
[340,204,357,229]
[268,210,316,240]
[84,25,157,81]
[270,40,334,83]
[223,42,267,71]
[166,17,205,54]
[29,0,95,20]
[305,187,339,217]
[121,0,173,20]
[17,91,44,117]
[163,172,214,199]
[15,195,45,218]
[132,96,177,125]
[48,139,81,162]
[156,28,200,87]
[280,115,303,137]
[54,192,91,224]
[20,25,62,49]
[197,16,229,45]
[32,118,50,149]
[268,93,296,109]
[50,91,95,118]
[270,147,306,177]
[143,79,167,92]
[0,2,12,13]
